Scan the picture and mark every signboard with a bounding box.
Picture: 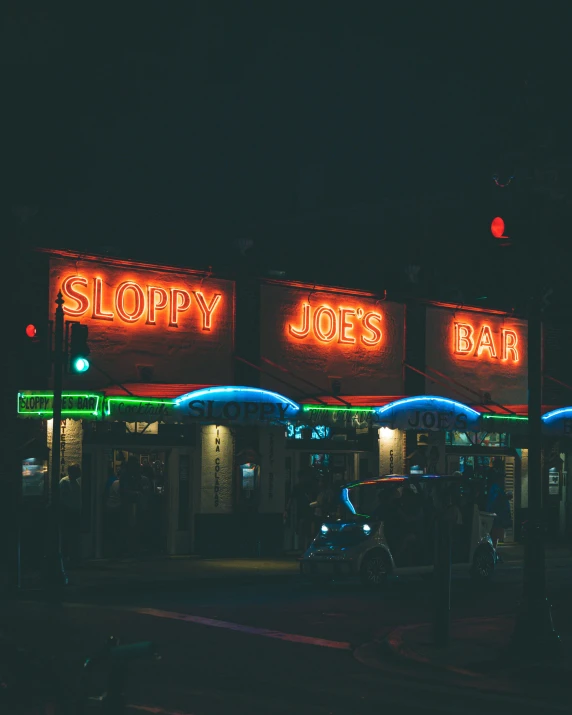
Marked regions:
[49,256,235,386]
[374,396,481,432]
[425,307,527,404]
[174,386,300,425]
[260,282,405,397]
[17,391,102,419]
[104,397,175,421]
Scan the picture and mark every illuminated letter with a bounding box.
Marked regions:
[475,324,498,359]
[454,322,474,354]
[339,308,356,344]
[361,312,383,346]
[288,303,311,339]
[115,281,145,323]
[169,288,191,327]
[146,286,168,325]
[93,277,114,320]
[313,306,337,342]
[194,291,221,331]
[501,329,519,362]
[61,276,89,317]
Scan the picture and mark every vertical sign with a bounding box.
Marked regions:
[200,425,233,513]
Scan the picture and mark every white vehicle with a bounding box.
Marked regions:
[299,474,497,587]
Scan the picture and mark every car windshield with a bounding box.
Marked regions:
[342,481,405,518]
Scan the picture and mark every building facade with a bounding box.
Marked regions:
[13,248,572,561]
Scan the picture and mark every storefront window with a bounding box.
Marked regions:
[446,431,509,448]
[287,423,330,440]
[22,457,48,499]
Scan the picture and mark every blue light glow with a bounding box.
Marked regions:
[542,408,572,422]
[363,524,371,534]
[174,386,300,411]
[375,395,480,418]
[320,523,329,534]
[341,487,356,515]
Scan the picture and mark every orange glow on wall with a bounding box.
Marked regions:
[58,270,225,331]
[287,302,383,348]
[501,329,519,362]
[169,289,191,327]
[62,276,90,316]
[453,321,519,362]
[454,323,474,354]
[194,291,221,331]
[115,281,145,323]
[475,324,497,359]
[146,286,168,325]
[93,277,114,320]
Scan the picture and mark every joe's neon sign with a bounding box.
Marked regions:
[288,303,383,346]
[60,274,222,329]
[453,321,520,362]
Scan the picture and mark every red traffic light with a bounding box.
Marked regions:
[491,216,508,239]
[25,324,37,338]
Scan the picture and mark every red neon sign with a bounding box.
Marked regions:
[60,273,223,330]
[288,303,383,347]
[453,321,519,362]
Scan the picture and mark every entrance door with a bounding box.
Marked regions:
[102,449,169,557]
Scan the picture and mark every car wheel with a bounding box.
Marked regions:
[471,545,495,581]
[360,551,391,588]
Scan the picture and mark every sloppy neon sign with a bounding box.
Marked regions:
[453,322,520,362]
[288,303,383,346]
[61,274,222,329]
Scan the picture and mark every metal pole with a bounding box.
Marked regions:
[43,291,67,592]
[511,298,559,655]
[433,515,451,647]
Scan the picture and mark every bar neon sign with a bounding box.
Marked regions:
[453,322,520,362]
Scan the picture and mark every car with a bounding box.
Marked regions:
[299,474,497,587]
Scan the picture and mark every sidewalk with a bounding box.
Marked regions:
[7,555,301,600]
[353,615,572,703]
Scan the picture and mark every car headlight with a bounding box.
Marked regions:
[363,523,372,535]
[320,523,329,535]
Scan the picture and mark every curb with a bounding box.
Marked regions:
[384,621,481,677]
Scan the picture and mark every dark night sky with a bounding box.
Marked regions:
[4,3,572,302]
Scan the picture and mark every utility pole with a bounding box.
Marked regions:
[42,291,68,593]
[511,274,560,655]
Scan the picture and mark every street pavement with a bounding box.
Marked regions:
[2,548,572,713]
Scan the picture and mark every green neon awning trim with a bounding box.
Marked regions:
[302,405,375,413]
[481,414,528,421]
[104,396,175,416]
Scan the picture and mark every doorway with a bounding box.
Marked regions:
[102,448,169,557]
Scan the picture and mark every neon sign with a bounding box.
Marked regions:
[60,274,223,329]
[175,386,300,424]
[375,396,481,432]
[288,303,383,347]
[453,322,520,362]
[17,391,102,418]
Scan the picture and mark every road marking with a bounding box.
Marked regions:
[129,705,195,715]
[130,607,352,651]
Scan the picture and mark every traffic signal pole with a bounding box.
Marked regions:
[43,291,68,593]
[511,280,559,656]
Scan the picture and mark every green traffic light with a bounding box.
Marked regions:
[72,357,90,373]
